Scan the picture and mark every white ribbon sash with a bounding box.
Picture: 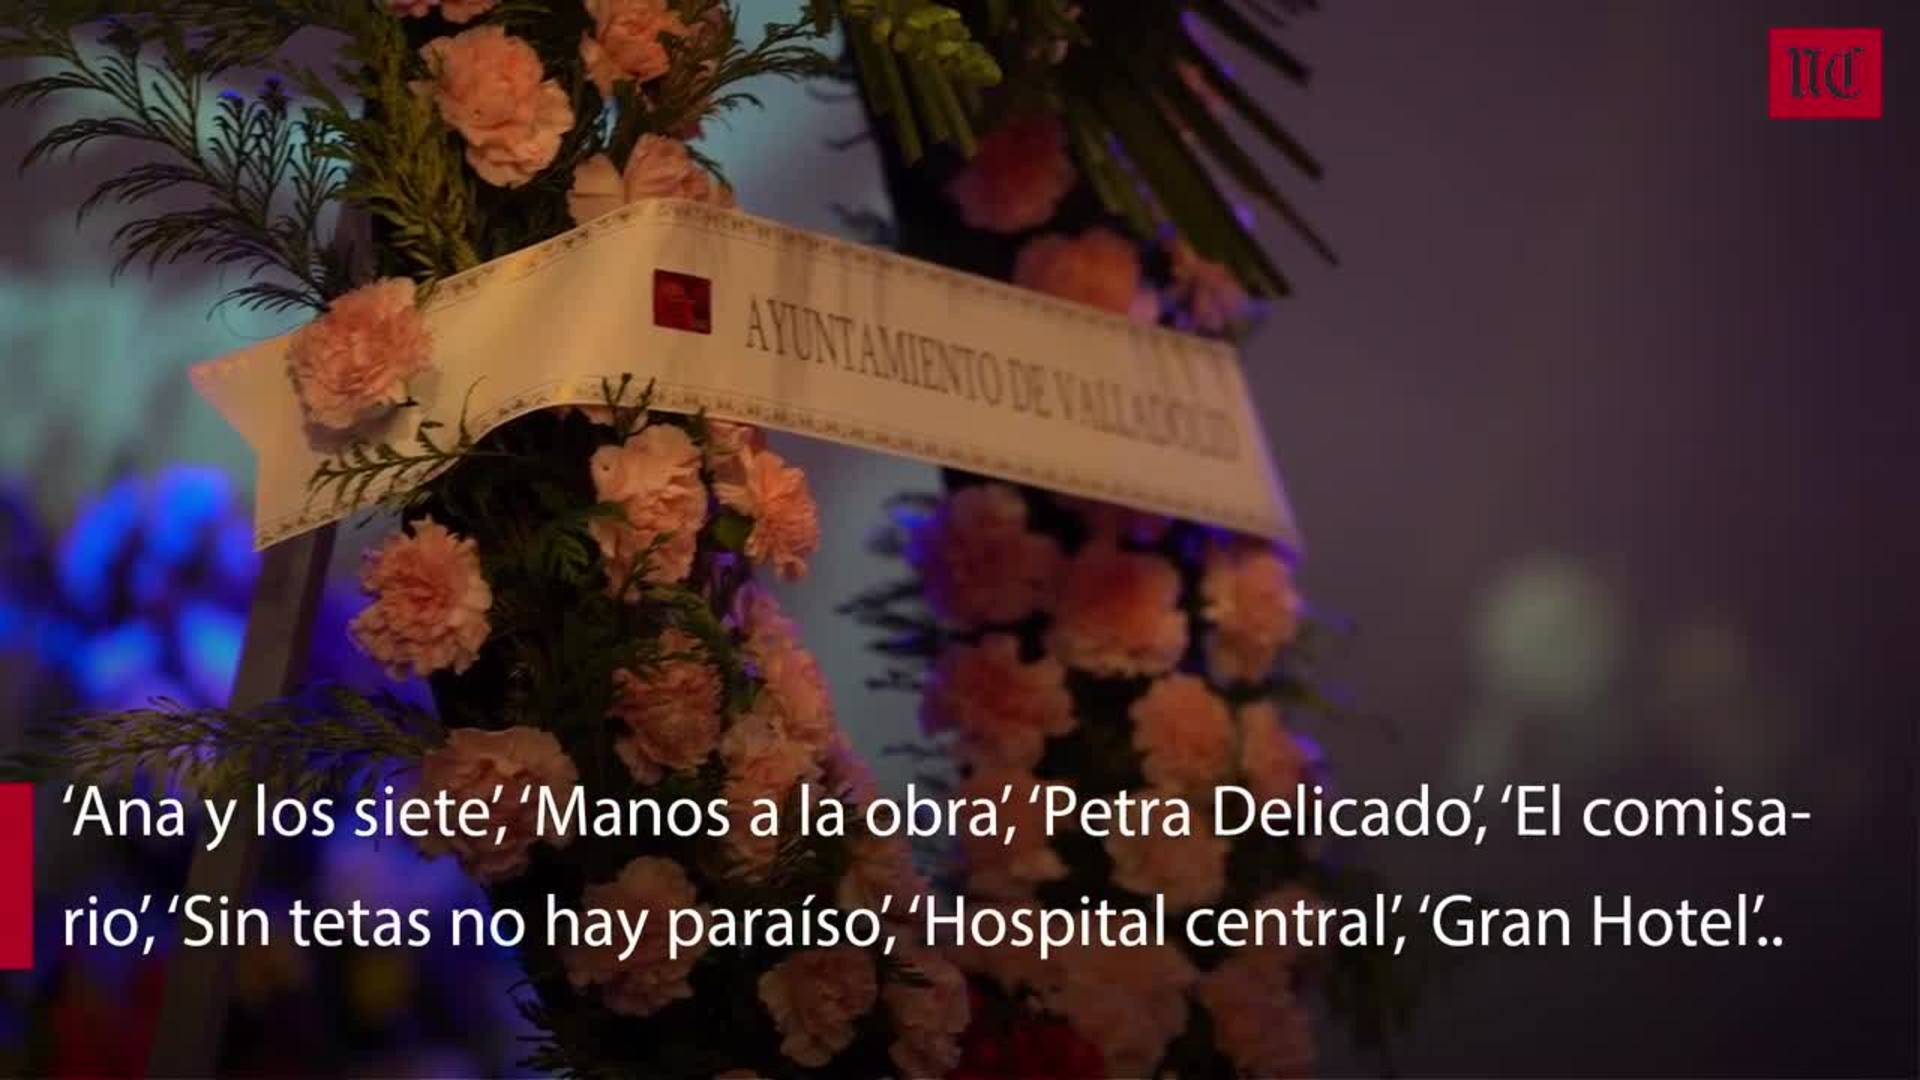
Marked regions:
[191,199,1301,550]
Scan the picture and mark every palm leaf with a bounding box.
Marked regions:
[1054,0,1332,295]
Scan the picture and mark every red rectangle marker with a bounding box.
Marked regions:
[0,783,30,970]
[654,269,713,334]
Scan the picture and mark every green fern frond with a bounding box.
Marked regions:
[297,12,481,281]
[0,685,440,801]
[0,0,476,300]
[307,415,511,514]
[1,15,354,309]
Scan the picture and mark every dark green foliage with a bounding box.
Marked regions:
[307,12,483,280]
[0,685,441,800]
[1053,1,1331,296]
[388,395,928,1079]
[0,0,475,303]
[307,383,494,511]
[819,0,1004,161]
[0,0,848,306]
[0,13,356,310]
[839,0,1331,298]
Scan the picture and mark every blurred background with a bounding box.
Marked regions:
[2,0,1915,1075]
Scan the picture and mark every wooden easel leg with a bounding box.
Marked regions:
[146,525,338,1078]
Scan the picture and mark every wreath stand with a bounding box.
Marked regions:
[148,528,335,1076]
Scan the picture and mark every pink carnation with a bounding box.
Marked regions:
[588,423,708,592]
[944,116,1077,234]
[719,713,820,877]
[609,628,723,784]
[418,26,573,187]
[415,726,577,883]
[704,420,766,488]
[715,447,819,580]
[563,856,706,1016]
[1202,539,1301,683]
[1171,240,1254,335]
[1102,793,1227,910]
[1130,673,1234,793]
[580,0,689,95]
[620,135,722,202]
[907,483,1061,629]
[1238,701,1308,800]
[1196,950,1315,1078]
[922,633,1075,772]
[945,903,1054,994]
[730,580,792,649]
[835,832,924,915]
[958,769,1067,900]
[759,947,878,1067]
[566,135,730,225]
[350,517,491,678]
[1013,227,1143,317]
[1041,941,1196,1078]
[883,944,969,1078]
[287,278,432,432]
[721,713,819,808]
[747,635,834,751]
[737,591,834,751]
[1047,543,1188,677]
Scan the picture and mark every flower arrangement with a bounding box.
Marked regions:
[24,391,963,1072]
[855,481,1400,1076]
[1,0,1413,1074]
[0,0,1008,1074]
[836,2,1419,1075]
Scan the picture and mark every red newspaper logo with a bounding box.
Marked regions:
[0,783,31,970]
[1770,28,1882,119]
[654,269,712,334]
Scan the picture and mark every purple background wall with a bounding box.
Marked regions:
[2,0,1914,1074]
[1252,0,1917,1073]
